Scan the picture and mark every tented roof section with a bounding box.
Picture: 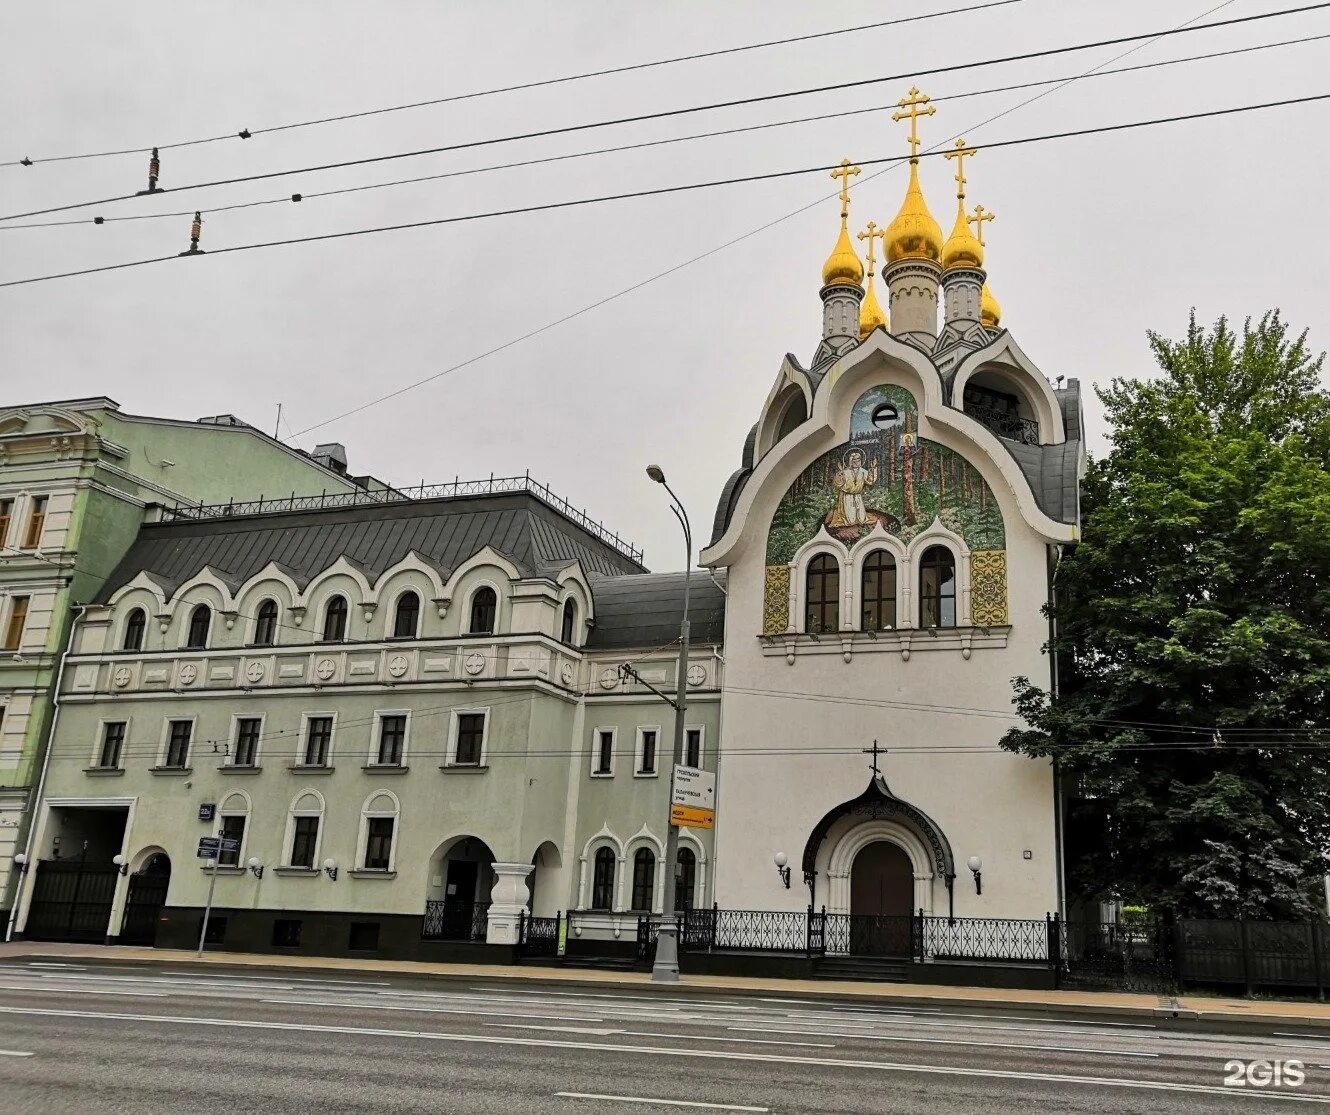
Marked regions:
[585,571,726,651]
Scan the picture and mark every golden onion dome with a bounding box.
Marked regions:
[859,275,888,338]
[821,222,864,287]
[980,282,1002,328]
[884,162,944,264]
[941,202,984,270]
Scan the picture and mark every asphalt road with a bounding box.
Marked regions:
[0,959,1327,1113]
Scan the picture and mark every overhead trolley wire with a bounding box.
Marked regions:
[0,0,1027,169]
[3,31,1324,235]
[3,91,1327,292]
[2,2,1326,223]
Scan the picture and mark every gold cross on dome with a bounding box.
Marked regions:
[944,138,978,201]
[830,158,861,222]
[858,220,886,271]
[968,204,996,246]
[891,87,936,160]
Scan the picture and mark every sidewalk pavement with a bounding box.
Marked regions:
[2,939,1327,1033]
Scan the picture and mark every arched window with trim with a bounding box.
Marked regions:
[322,594,348,641]
[860,550,897,631]
[631,848,656,912]
[185,604,211,649]
[254,599,279,646]
[393,591,420,638]
[919,545,957,629]
[123,607,146,651]
[469,586,497,635]
[217,792,250,867]
[591,847,616,910]
[804,554,840,634]
[359,791,400,872]
[286,791,324,869]
[560,598,578,645]
[675,847,697,911]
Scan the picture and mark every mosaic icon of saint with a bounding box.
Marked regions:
[828,448,878,528]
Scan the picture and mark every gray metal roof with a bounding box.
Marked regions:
[1004,439,1081,525]
[586,571,726,651]
[95,491,645,603]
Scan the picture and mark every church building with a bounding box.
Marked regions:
[8,90,1082,967]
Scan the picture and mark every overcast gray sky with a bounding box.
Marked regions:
[2,1,1326,568]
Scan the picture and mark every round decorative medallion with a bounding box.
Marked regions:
[315,658,336,681]
[112,666,132,689]
[559,661,575,686]
[245,660,266,684]
[178,664,198,686]
[687,664,707,688]
[599,666,620,690]
[388,655,409,678]
[464,652,486,676]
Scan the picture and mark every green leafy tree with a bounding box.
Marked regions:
[1003,312,1330,919]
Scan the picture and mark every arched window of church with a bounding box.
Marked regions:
[469,587,497,635]
[185,604,211,649]
[919,546,957,629]
[675,847,697,911]
[860,551,897,631]
[631,848,656,912]
[591,847,616,910]
[393,591,420,638]
[123,607,146,651]
[804,554,840,634]
[322,594,348,642]
[561,598,578,645]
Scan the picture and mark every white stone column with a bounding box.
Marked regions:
[485,861,533,945]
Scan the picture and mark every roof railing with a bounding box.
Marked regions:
[159,472,643,564]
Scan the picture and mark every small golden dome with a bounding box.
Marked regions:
[942,202,983,270]
[885,162,944,264]
[981,282,1002,328]
[860,275,887,338]
[822,222,864,287]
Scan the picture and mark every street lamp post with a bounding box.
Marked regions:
[646,463,691,983]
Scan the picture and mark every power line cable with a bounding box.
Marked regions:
[2,2,1324,223]
[0,0,1027,170]
[3,92,1326,294]
[4,31,1323,235]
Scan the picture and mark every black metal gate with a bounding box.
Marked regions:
[119,871,170,946]
[25,859,119,942]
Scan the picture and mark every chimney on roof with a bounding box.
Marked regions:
[312,442,349,476]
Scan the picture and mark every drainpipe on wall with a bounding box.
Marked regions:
[5,603,84,942]
[1047,543,1067,920]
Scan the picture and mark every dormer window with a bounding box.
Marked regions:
[123,607,146,651]
[560,598,578,645]
[185,604,211,649]
[254,599,279,646]
[469,587,497,635]
[322,595,348,642]
[393,591,420,638]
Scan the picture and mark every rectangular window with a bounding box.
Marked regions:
[164,720,192,768]
[233,718,261,767]
[377,714,406,766]
[3,595,29,651]
[349,922,380,951]
[638,729,657,776]
[364,817,394,871]
[685,728,702,769]
[98,722,126,769]
[272,918,303,947]
[303,716,333,766]
[22,496,47,549]
[594,730,614,775]
[0,499,12,546]
[454,713,484,766]
[290,816,319,869]
[218,814,245,867]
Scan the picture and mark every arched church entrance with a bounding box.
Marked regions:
[850,840,913,956]
[423,836,496,941]
[119,851,172,946]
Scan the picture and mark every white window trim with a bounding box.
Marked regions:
[584,842,621,911]
[157,715,197,768]
[790,534,849,636]
[908,527,971,628]
[118,605,150,652]
[1,592,32,653]
[847,531,909,632]
[249,597,282,646]
[21,493,48,552]
[92,716,131,769]
[462,579,503,636]
[445,707,489,767]
[388,587,422,640]
[183,601,213,650]
[283,790,326,869]
[624,837,664,913]
[356,790,401,872]
[370,709,411,766]
[683,724,706,770]
[590,726,616,778]
[216,791,252,865]
[634,725,662,778]
[298,710,338,767]
[228,712,266,768]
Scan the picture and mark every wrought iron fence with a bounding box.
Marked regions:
[517,912,562,958]
[1175,918,1330,992]
[421,899,490,942]
[962,401,1041,446]
[823,913,916,958]
[1058,918,1176,994]
[160,473,643,563]
[924,915,1051,963]
[681,906,809,953]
